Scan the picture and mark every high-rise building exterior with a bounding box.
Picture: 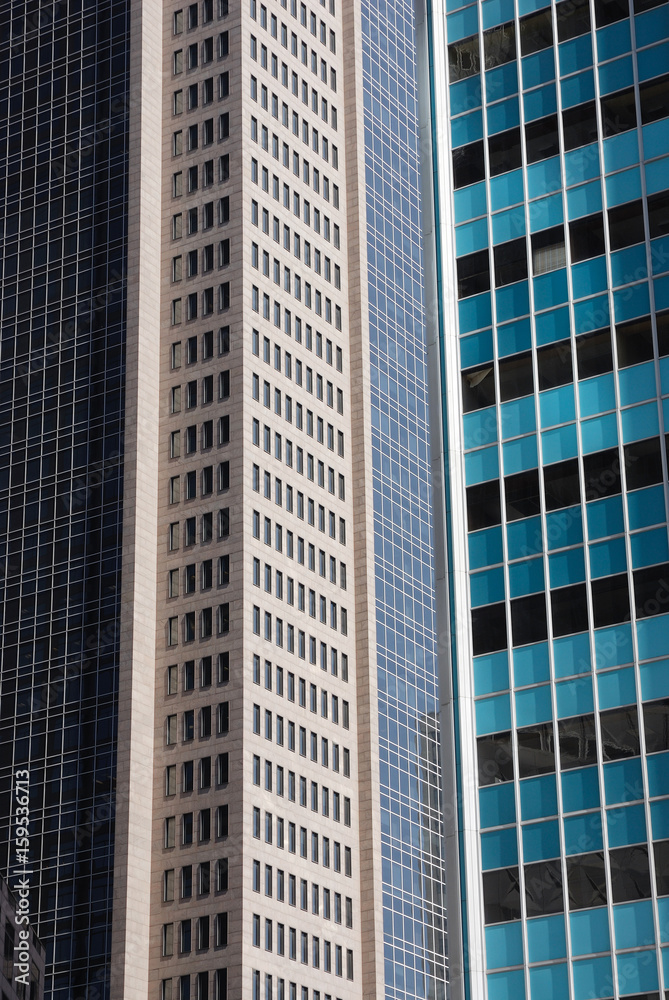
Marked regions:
[0,3,444,1000]
[418,0,669,997]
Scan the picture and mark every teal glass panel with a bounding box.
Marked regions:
[635,3,669,47]
[627,485,666,530]
[486,62,519,103]
[613,899,655,948]
[507,516,543,560]
[526,156,561,200]
[573,293,610,336]
[580,412,618,454]
[655,272,669,310]
[522,819,560,862]
[518,0,550,12]
[571,256,608,299]
[461,328,494,367]
[481,828,518,870]
[501,396,536,439]
[464,407,498,450]
[562,765,600,812]
[553,631,591,678]
[587,495,624,540]
[578,373,616,417]
[606,802,647,847]
[603,758,643,806]
[529,192,563,230]
[588,536,627,578]
[558,35,593,76]
[469,526,504,570]
[497,317,531,356]
[515,684,552,726]
[454,181,487,225]
[556,675,594,718]
[613,282,651,322]
[652,235,669,275]
[564,143,600,185]
[614,951,658,994]
[542,424,578,464]
[456,217,489,256]
[610,242,646,287]
[651,799,669,840]
[561,69,595,109]
[465,445,499,486]
[487,969,526,1000]
[622,402,659,444]
[528,963,567,1000]
[481,0,514,28]
[509,556,545,598]
[523,83,557,123]
[597,666,636,710]
[450,76,483,116]
[603,129,641,173]
[645,154,669,195]
[639,658,669,700]
[503,434,537,474]
[599,54,634,94]
[564,812,603,856]
[526,914,566,963]
[618,361,656,406]
[533,269,569,309]
[520,774,557,820]
[513,642,550,686]
[447,3,479,40]
[480,783,516,828]
[573,957,612,1000]
[644,119,669,161]
[487,96,520,134]
[534,305,570,345]
[522,49,555,89]
[646,749,669,797]
[459,291,492,333]
[569,909,610,957]
[567,180,603,220]
[490,169,525,211]
[485,921,523,971]
[549,547,586,588]
[476,693,511,735]
[471,567,506,607]
[606,166,642,208]
[594,622,633,669]
[492,206,526,244]
[638,40,669,82]
[474,649,510,695]
[496,281,530,322]
[659,898,669,943]
[546,505,583,551]
[596,19,632,60]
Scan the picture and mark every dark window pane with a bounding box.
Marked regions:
[639,73,669,125]
[616,315,654,367]
[494,238,528,287]
[488,127,522,177]
[608,200,645,250]
[532,225,566,275]
[610,846,651,901]
[551,584,589,636]
[537,340,572,389]
[659,310,669,357]
[556,0,591,41]
[499,351,533,401]
[624,437,664,491]
[600,705,640,761]
[525,860,563,916]
[567,853,607,908]
[483,21,516,68]
[505,469,541,520]
[483,867,521,924]
[458,249,490,298]
[634,563,669,618]
[583,448,622,500]
[558,714,597,769]
[643,699,669,754]
[472,602,508,655]
[576,328,613,376]
[562,101,598,151]
[570,214,606,262]
[467,480,501,530]
[453,140,485,189]
[517,723,555,777]
[462,366,496,412]
[544,458,580,510]
[654,840,669,896]
[519,9,553,54]
[594,0,629,25]
[591,574,630,628]
[511,594,547,645]
[525,114,559,162]
[477,732,514,785]
[648,189,669,240]
[449,35,480,81]
[601,87,637,136]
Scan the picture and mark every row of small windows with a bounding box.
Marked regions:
[253,383,344,457]
[252,353,342,406]
[252,974,344,1000]
[254,563,347,630]
[252,285,342,332]
[252,917,351,978]
[162,969,228,1000]
[173,33,229,75]
[173,158,230,197]
[252,157,339,215]
[254,702,349,750]
[162,913,228,955]
[250,38,337,94]
[172,115,230,155]
[169,415,230,454]
[168,507,230,550]
[167,603,230,645]
[172,287,230,323]
[254,732,349,774]
[479,699,669,786]
[173,73,229,115]
[172,198,230,239]
[252,653,349,700]
[252,196,340,249]
[172,241,231,282]
[252,241,340,289]
[251,808,352,873]
[484,841,669,925]
[251,116,338,171]
[164,805,227,847]
[254,556,346,603]
[166,750,230,794]
[166,653,230,694]
[170,328,231,370]
[253,430,346,509]
[253,328,343,370]
[166,703,230,744]
[253,606,348,652]
[168,462,230,502]
[253,507,346,555]
[254,466,346,521]
[168,555,230,595]
[173,0,228,34]
[250,0,337,53]
[250,73,338,131]
[170,371,230,414]
[251,758,351,823]
[253,862,351,924]
[163,861,228,900]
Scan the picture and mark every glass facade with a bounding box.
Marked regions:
[361,0,448,994]
[0,3,129,998]
[420,0,669,997]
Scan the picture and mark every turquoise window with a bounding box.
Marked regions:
[459,291,492,333]
[513,642,550,686]
[618,361,656,406]
[643,118,669,160]
[647,749,669,797]
[556,675,594,718]
[639,657,669,701]
[598,54,634,94]
[526,915,566,963]
[502,434,537,474]
[470,566,506,607]
[456,217,489,256]
[447,3,479,40]
[638,39,669,81]
[652,233,669,276]
[603,129,640,173]
[497,317,531,356]
[539,383,575,429]
[573,957,612,1000]
[485,921,523,970]
[580,412,618,454]
[508,556,545,597]
[621,401,659,444]
[461,327,494,368]
[606,802,647,846]
[492,206,526,244]
[631,526,669,569]
[567,179,603,220]
[645,154,669,196]
[481,827,518,870]
[614,951,659,995]
[574,293,610,336]
[594,622,632,669]
[528,963,568,999]
[476,693,511,734]
[487,96,520,134]
[521,49,555,89]
[526,156,561,200]
[610,243,646,289]
[569,909,610,957]
[564,143,601,185]
[562,765,600,812]
[523,82,557,121]
[465,444,499,485]
[558,35,593,76]
[450,76,483,116]
[627,485,667,530]
[613,282,651,323]
[542,423,578,463]
[564,812,603,855]
[519,774,557,820]
[474,650,510,695]
[480,783,517,828]
[501,396,535,439]
[548,547,586,588]
[496,280,530,323]
[469,526,504,569]
[487,969,526,1000]
[588,536,627,578]
[534,304,570,345]
[553,631,591,678]
[522,819,560,862]
[603,758,643,806]
[486,62,518,103]
[597,665,636,709]
[533,269,569,309]
[546,506,583,550]
[578,372,615,416]
[571,256,608,299]
[529,193,563,231]
[507,516,543,560]
[463,407,498,450]
[596,19,632,61]
[635,3,669,47]
[515,684,552,726]
[454,181,487,224]
[605,165,641,207]
[651,799,669,840]
[561,69,595,108]
[586,495,624,540]
[490,169,525,212]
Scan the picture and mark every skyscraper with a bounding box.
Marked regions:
[418,0,669,997]
[0,2,444,999]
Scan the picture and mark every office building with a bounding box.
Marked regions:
[1,870,46,1000]
[417,0,669,997]
[0,1,444,998]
